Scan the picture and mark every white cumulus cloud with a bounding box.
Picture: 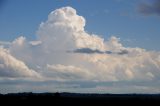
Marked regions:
[0,47,40,78]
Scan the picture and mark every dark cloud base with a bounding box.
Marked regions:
[138,0,160,16]
[71,48,128,55]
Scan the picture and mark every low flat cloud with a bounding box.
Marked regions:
[73,48,107,54]
[72,48,128,55]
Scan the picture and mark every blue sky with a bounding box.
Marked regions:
[0,0,160,50]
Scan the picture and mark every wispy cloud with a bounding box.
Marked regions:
[0,41,11,45]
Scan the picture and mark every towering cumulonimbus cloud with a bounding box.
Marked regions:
[37,7,106,51]
[3,6,160,81]
[0,6,160,93]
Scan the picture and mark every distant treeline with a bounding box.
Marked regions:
[0,92,160,105]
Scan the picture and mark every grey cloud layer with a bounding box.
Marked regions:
[0,6,160,93]
[138,0,160,16]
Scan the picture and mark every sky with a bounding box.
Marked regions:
[0,0,160,94]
